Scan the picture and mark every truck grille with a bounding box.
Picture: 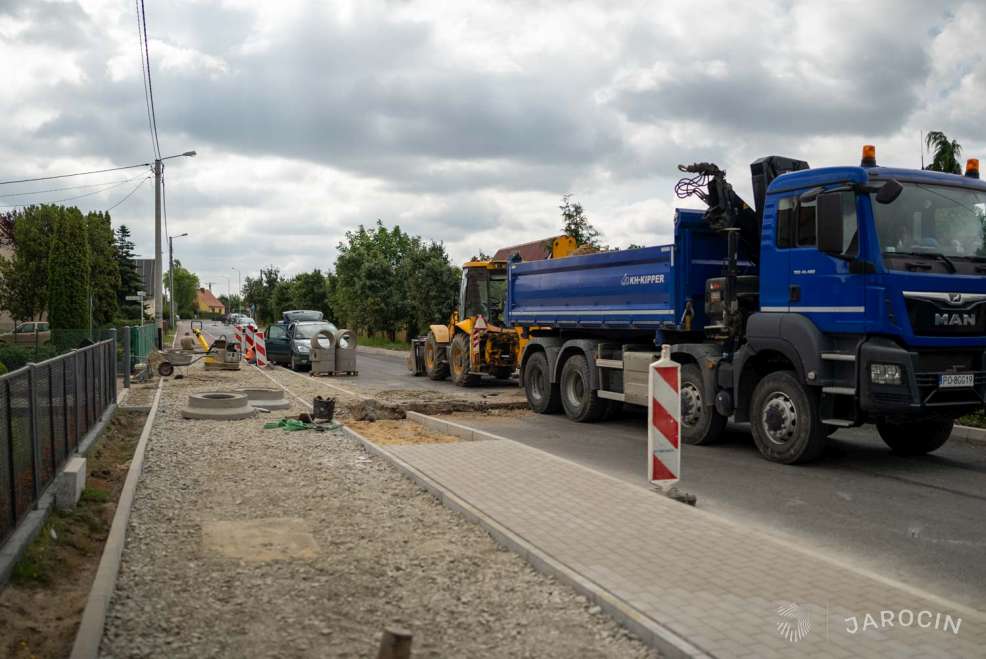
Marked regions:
[905,298,986,336]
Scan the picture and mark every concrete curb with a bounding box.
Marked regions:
[341,425,708,659]
[405,410,514,442]
[70,381,165,659]
[0,399,124,587]
[357,344,406,358]
[952,424,986,446]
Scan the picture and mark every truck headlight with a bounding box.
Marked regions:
[870,363,902,385]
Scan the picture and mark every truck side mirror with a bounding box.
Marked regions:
[816,193,845,255]
[875,178,903,204]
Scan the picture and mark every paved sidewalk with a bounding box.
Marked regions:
[384,439,986,658]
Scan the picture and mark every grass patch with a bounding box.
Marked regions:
[359,334,410,351]
[958,411,986,429]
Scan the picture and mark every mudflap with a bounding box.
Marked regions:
[407,337,427,376]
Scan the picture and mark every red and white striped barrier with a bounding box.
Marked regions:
[254,330,269,367]
[245,325,257,362]
[648,344,680,486]
[234,324,244,352]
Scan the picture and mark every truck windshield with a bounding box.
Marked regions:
[874,182,986,259]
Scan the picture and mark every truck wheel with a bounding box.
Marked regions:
[876,419,952,456]
[750,371,827,464]
[680,364,726,445]
[449,333,479,387]
[560,354,607,422]
[523,351,561,414]
[424,332,449,381]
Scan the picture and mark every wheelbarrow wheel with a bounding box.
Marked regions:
[158,361,175,377]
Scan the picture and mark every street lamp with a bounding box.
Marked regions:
[154,150,197,344]
[231,267,241,313]
[168,232,189,331]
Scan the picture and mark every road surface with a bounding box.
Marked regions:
[200,320,986,611]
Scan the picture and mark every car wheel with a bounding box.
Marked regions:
[559,354,607,422]
[680,364,726,445]
[523,351,561,414]
[749,371,827,464]
[877,419,952,455]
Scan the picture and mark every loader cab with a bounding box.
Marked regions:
[459,261,509,326]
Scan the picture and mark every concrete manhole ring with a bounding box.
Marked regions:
[181,392,258,420]
[235,387,291,411]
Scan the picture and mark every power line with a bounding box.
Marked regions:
[105,176,153,212]
[135,0,157,159]
[0,176,148,208]
[0,175,143,198]
[0,162,151,186]
[138,0,162,159]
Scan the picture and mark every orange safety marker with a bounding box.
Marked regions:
[255,330,269,367]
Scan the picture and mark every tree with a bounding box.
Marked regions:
[163,260,200,318]
[560,194,601,247]
[242,266,283,323]
[86,211,120,326]
[926,131,962,174]
[48,207,90,336]
[403,239,460,336]
[219,293,242,314]
[0,206,55,322]
[292,269,333,319]
[115,224,143,319]
[270,280,296,320]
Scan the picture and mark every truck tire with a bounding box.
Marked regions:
[449,332,480,387]
[749,370,827,464]
[523,351,561,414]
[559,354,607,422]
[876,419,952,456]
[681,364,726,445]
[424,331,449,381]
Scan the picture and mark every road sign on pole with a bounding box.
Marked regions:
[648,344,681,486]
[125,295,142,301]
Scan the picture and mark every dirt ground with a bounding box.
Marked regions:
[0,409,147,659]
[101,362,658,658]
[347,419,461,445]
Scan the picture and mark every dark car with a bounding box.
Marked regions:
[265,320,338,370]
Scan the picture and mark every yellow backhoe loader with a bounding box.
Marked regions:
[408,235,577,386]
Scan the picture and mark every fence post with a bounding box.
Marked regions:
[5,379,16,529]
[109,331,118,404]
[27,364,41,508]
[123,326,131,389]
[74,351,82,448]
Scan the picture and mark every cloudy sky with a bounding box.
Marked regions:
[1,0,984,294]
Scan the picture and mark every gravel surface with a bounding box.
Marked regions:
[101,363,658,658]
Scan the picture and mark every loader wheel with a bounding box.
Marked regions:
[424,332,449,381]
[523,351,561,414]
[449,333,480,387]
[560,354,607,422]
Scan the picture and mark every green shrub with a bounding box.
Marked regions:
[0,345,32,371]
[0,361,7,375]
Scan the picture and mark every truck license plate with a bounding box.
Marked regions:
[940,373,974,388]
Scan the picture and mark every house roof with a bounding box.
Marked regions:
[196,287,225,311]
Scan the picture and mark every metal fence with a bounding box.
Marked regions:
[0,336,117,545]
[129,324,158,372]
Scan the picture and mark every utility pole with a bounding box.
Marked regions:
[154,158,163,340]
[232,267,242,313]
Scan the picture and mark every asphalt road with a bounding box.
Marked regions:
[198,321,986,610]
[335,341,986,612]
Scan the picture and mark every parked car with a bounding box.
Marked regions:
[0,321,51,345]
[266,320,338,371]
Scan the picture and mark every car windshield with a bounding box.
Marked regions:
[293,322,337,339]
[239,317,256,326]
[874,182,986,258]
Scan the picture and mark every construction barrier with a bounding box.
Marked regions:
[234,324,244,353]
[255,330,269,367]
[244,325,256,363]
[648,344,680,486]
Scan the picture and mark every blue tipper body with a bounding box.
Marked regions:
[507,209,752,330]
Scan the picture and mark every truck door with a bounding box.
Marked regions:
[788,190,866,333]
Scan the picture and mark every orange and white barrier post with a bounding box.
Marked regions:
[234,324,244,352]
[244,325,256,363]
[648,344,680,486]
[255,330,269,367]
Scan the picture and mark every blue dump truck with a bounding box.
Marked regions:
[508,148,986,463]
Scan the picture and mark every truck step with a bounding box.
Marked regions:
[595,358,624,369]
[821,352,856,362]
[597,390,625,402]
[821,418,854,427]
[822,386,856,395]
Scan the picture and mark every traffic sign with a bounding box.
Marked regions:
[126,295,143,301]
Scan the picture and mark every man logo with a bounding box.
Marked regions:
[934,313,975,327]
[777,602,811,643]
